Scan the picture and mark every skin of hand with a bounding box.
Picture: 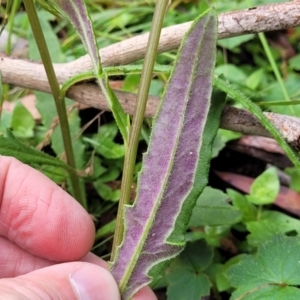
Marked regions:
[0,156,157,300]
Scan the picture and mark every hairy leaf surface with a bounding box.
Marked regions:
[110,10,225,299]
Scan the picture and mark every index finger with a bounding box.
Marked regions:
[0,156,95,261]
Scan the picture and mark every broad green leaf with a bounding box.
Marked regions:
[246,68,264,90]
[166,240,213,300]
[189,187,241,227]
[217,34,255,51]
[110,11,225,299]
[246,210,300,247]
[247,167,279,205]
[94,123,125,159]
[11,101,35,138]
[227,235,300,300]
[227,189,257,223]
[27,10,65,62]
[289,54,300,71]
[215,64,247,84]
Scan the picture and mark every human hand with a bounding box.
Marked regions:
[0,156,157,300]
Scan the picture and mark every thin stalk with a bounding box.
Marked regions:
[23,0,86,208]
[111,0,169,260]
[257,32,294,115]
[246,0,294,115]
[6,0,21,54]
[214,77,300,171]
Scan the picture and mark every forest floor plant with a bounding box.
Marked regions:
[1,0,300,299]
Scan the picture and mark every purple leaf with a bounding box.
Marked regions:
[110,10,225,299]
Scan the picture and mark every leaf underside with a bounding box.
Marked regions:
[110,10,225,299]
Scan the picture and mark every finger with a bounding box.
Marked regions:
[0,239,107,278]
[0,236,53,278]
[0,262,120,300]
[0,156,95,261]
[0,240,157,300]
[132,287,158,300]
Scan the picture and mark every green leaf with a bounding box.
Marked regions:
[123,74,140,92]
[227,189,257,223]
[247,167,279,205]
[51,109,85,169]
[215,64,247,84]
[0,111,11,134]
[97,167,120,183]
[285,167,300,193]
[94,123,125,159]
[217,34,255,51]
[11,101,35,138]
[166,240,213,300]
[96,219,116,240]
[246,211,300,247]
[93,181,120,202]
[189,187,242,227]
[0,130,71,171]
[227,235,300,300]
[212,129,241,158]
[289,54,300,71]
[105,78,129,143]
[27,10,65,63]
[246,68,264,91]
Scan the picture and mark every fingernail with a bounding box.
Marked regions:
[70,264,120,300]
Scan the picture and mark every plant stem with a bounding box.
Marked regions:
[246,0,294,115]
[111,0,169,260]
[257,32,294,115]
[23,0,86,208]
[214,77,300,171]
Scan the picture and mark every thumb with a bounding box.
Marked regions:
[0,262,120,300]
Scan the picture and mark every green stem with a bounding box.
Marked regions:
[246,0,294,115]
[111,0,169,261]
[6,0,21,54]
[257,32,294,115]
[23,0,86,208]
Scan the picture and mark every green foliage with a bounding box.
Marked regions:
[247,167,279,205]
[285,167,300,192]
[227,235,300,300]
[0,130,71,172]
[212,129,241,158]
[189,187,241,227]
[11,101,35,137]
[246,211,300,247]
[93,122,125,159]
[166,240,213,300]
[4,0,300,299]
